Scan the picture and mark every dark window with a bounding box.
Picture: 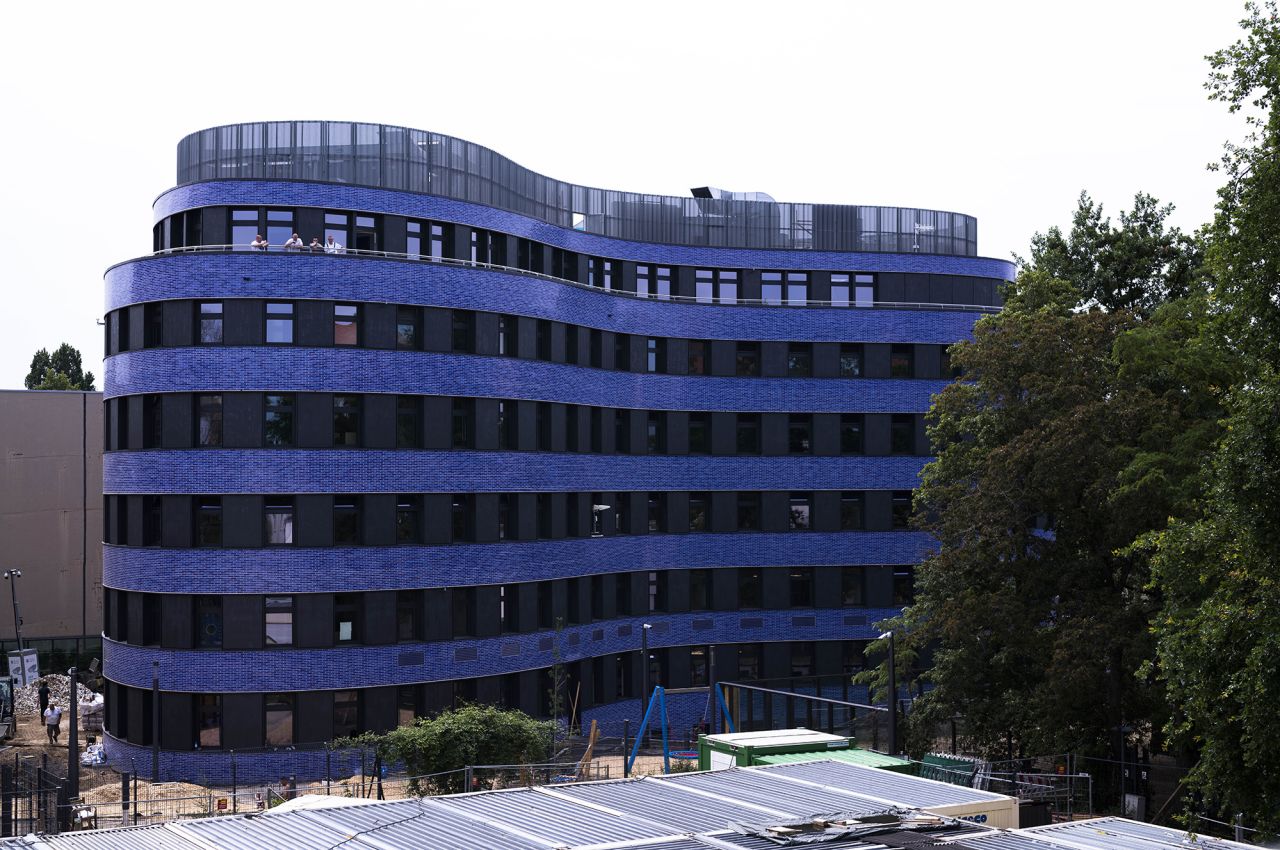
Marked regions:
[144,303,163,348]
[536,320,551,361]
[265,497,294,545]
[789,568,814,607]
[143,395,162,449]
[738,569,762,608]
[396,307,420,350]
[737,493,761,530]
[589,330,603,368]
[647,493,666,532]
[614,493,628,534]
[893,565,916,605]
[646,412,665,453]
[264,693,294,746]
[498,494,511,540]
[264,596,293,646]
[194,497,222,547]
[737,414,760,454]
[452,398,475,448]
[791,642,814,677]
[842,641,865,676]
[334,304,359,346]
[536,403,551,451]
[646,338,665,373]
[195,694,221,748]
[333,495,360,544]
[353,215,379,253]
[688,493,709,531]
[535,494,551,539]
[195,302,224,345]
[195,395,222,447]
[264,394,295,447]
[498,315,519,357]
[789,492,812,530]
[841,567,865,606]
[396,396,422,449]
[500,585,519,632]
[452,494,472,542]
[396,590,422,640]
[890,345,915,378]
[265,302,294,344]
[688,340,708,375]
[615,575,632,616]
[892,491,913,529]
[689,570,711,611]
[737,644,762,679]
[735,343,760,377]
[615,410,630,455]
[787,343,812,377]
[398,686,420,727]
[497,400,517,450]
[566,404,579,452]
[788,414,812,454]
[333,395,361,446]
[565,325,579,365]
[647,571,667,612]
[333,690,360,738]
[193,596,222,649]
[614,334,630,371]
[451,311,474,353]
[143,495,162,546]
[688,413,710,454]
[334,594,361,643]
[689,646,709,686]
[839,343,864,378]
[840,492,865,530]
[396,495,421,544]
[891,414,916,454]
[840,414,864,454]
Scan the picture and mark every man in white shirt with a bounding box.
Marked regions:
[324,235,345,255]
[43,703,62,743]
[251,234,270,251]
[283,233,304,251]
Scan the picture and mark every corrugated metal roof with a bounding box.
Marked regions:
[301,797,549,849]
[753,750,913,771]
[1024,817,1257,849]
[756,760,1009,807]
[434,785,675,845]
[543,776,784,833]
[0,825,204,850]
[948,830,1075,850]
[654,768,886,818]
[175,807,361,850]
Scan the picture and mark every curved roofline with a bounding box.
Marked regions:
[175,121,981,256]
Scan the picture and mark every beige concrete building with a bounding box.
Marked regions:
[0,390,102,666]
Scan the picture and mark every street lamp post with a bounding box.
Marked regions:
[3,570,23,652]
[879,630,898,756]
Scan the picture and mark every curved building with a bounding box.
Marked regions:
[101,121,1013,780]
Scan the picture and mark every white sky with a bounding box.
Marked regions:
[0,1,1247,390]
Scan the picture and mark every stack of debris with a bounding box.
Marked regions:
[14,674,98,717]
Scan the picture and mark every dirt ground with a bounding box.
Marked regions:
[6,712,119,793]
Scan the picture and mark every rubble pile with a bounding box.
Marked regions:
[14,674,97,715]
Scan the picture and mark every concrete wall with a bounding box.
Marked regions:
[0,390,102,643]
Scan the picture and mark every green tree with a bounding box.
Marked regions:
[869,264,1232,768]
[24,343,94,390]
[1145,0,1280,832]
[1027,191,1202,317]
[358,704,554,794]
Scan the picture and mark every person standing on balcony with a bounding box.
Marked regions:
[283,233,304,251]
[251,234,269,251]
[324,235,345,254]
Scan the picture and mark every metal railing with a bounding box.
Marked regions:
[137,243,1003,314]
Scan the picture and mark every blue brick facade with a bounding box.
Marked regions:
[104,608,902,692]
[102,126,1009,780]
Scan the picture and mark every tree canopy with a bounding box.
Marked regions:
[24,343,95,391]
[356,704,554,795]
